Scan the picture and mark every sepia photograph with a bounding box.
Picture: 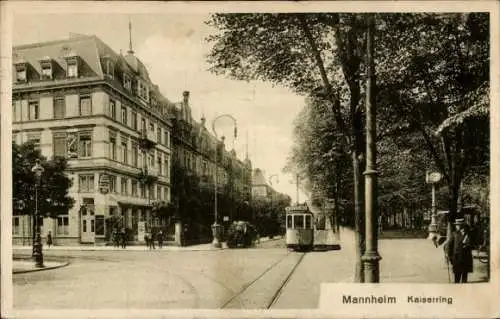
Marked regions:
[1,1,498,318]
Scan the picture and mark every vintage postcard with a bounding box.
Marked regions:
[1,1,498,318]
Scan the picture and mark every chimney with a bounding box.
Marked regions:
[183,91,190,105]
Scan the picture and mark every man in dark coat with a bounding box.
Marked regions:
[446,218,473,283]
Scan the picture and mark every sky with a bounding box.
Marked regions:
[12,9,309,203]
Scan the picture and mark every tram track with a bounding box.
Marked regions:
[266,252,306,309]
[220,251,306,309]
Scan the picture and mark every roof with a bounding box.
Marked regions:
[13,35,104,80]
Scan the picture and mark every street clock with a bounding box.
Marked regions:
[426,171,442,184]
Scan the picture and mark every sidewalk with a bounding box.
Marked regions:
[339,227,488,283]
[12,236,282,252]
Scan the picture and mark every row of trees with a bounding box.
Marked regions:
[206,13,490,281]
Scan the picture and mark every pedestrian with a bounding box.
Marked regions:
[157,230,164,249]
[446,218,473,283]
[112,228,119,248]
[120,227,127,249]
[46,230,53,248]
[149,229,156,250]
[144,231,150,250]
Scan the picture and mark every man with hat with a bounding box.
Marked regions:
[446,218,473,283]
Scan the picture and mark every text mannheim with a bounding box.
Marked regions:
[11,34,253,246]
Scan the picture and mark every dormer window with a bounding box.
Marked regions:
[138,80,149,101]
[40,61,53,80]
[67,60,78,78]
[15,65,27,82]
[123,74,131,91]
[63,50,79,78]
[103,56,114,79]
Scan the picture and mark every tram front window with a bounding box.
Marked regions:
[287,215,292,228]
[305,215,312,229]
[294,215,304,229]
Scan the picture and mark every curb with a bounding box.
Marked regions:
[13,260,70,274]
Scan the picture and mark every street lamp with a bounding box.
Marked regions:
[426,171,442,246]
[31,159,45,268]
[212,114,238,248]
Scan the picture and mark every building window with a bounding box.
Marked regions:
[13,217,20,235]
[157,185,162,200]
[124,74,131,91]
[138,80,149,100]
[41,63,52,79]
[164,131,169,147]
[27,133,41,150]
[164,187,168,202]
[131,180,138,197]
[164,157,169,178]
[109,175,117,193]
[28,101,39,120]
[53,97,66,119]
[157,127,162,144]
[105,60,114,79]
[132,142,138,167]
[131,112,137,130]
[95,215,105,236]
[53,132,67,158]
[149,184,155,200]
[109,132,117,160]
[149,152,155,168]
[121,138,128,164]
[141,118,146,133]
[16,67,27,82]
[79,96,92,116]
[67,62,78,78]
[149,122,154,133]
[109,99,116,119]
[121,106,128,125]
[78,132,92,158]
[57,216,69,235]
[121,178,128,195]
[79,174,94,193]
[139,184,145,198]
[157,154,162,175]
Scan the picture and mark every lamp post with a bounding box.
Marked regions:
[361,14,381,283]
[31,159,45,268]
[426,171,442,245]
[212,114,238,248]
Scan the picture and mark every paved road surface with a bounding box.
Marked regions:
[13,228,488,310]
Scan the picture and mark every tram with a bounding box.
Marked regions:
[285,201,341,252]
[285,204,314,251]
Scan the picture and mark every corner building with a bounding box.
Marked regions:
[12,34,173,245]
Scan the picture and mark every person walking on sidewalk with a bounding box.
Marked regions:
[157,230,164,249]
[120,227,127,249]
[446,218,473,283]
[46,230,53,248]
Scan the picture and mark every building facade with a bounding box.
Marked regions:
[168,94,253,235]
[12,34,173,245]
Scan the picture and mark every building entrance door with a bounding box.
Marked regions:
[80,204,95,243]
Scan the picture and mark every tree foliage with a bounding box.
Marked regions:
[12,141,74,218]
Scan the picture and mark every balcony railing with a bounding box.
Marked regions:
[139,129,156,150]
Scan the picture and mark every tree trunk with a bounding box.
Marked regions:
[353,151,365,283]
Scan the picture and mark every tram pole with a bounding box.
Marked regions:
[361,13,381,283]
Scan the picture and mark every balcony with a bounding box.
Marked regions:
[138,167,158,185]
[139,129,156,150]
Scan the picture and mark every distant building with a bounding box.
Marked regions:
[12,33,173,245]
[168,93,253,232]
